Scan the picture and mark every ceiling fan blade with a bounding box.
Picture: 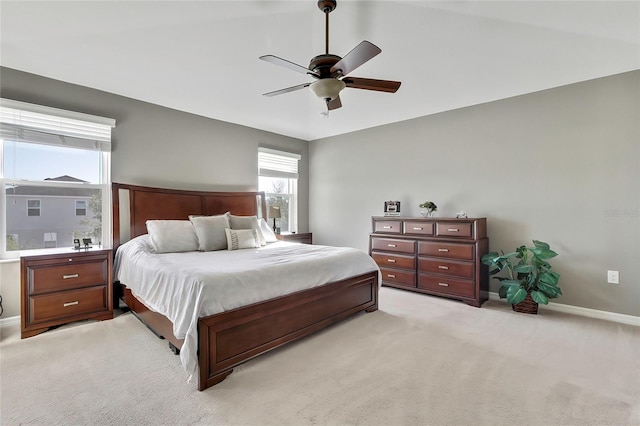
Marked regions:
[330,41,381,76]
[343,77,401,93]
[259,55,318,77]
[263,82,312,97]
[327,96,342,110]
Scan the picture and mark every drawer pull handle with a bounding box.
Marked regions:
[438,282,449,287]
[63,273,79,279]
[387,259,396,263]
[438,265,449,270]
[387,274,396,278]
[63,301,79,307]
[388,244,397,247]
[447,228,459,232]
[413,227,423,230]
[383,226,392,229]
[438,248,449,252]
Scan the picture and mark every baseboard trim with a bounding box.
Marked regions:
[489,292,640,326]
[0,315,20,327]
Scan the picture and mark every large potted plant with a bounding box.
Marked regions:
[481,240,561,314]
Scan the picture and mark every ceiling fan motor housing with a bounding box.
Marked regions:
[309,54,342,77]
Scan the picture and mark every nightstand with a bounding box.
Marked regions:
[20,247,113,339]
[276,232,313,244]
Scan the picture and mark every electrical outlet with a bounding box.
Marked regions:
[607,270,619,284]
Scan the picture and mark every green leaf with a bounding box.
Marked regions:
[539,271,560,286]
[514,264,535,273]
[501,279,522,287]
[507,286,528,304]
[531,290,549,305]
[498,285,508,299]
[532,240,550,250]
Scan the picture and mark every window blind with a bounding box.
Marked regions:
[0,98,115,151]
[258,147,301,179]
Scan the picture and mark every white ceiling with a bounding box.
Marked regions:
[1,1,638,141]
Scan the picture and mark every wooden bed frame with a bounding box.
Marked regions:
[112,183,379,391]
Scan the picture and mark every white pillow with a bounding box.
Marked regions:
[259,218,278,243]
[227,213,266,246]
[189,214,230,251]
[225,228,260,251]
[145,220,199,253]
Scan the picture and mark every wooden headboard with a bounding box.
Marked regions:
[112,183,266,250]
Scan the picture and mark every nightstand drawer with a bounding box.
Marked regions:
[380,267,416,288]
[435,222,473,238]
[29,286,108,323]
[418,258,475,279]
[29,259,108,295]
[418,274,475,298]
[418,241,474,260]
[372,253,415,270]
[371,238,415,254]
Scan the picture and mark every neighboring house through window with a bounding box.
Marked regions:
[258,147,301,233]
[0,99,115,256]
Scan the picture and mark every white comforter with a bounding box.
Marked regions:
[114,235,379,379]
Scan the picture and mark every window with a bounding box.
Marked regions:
[258,147,301,233]
[27,199,41,216]
[43,232,57,249]
[1,98,115,256]
[75,200,87,216]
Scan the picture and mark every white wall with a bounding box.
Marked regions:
[309,71,639,317]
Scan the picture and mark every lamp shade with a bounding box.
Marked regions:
[268,206,281,218]
[310,78,346,101]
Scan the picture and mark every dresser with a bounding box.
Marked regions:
[369,217,489,307]
[20,247,113,338]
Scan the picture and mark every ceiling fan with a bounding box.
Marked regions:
[259,0,401,111]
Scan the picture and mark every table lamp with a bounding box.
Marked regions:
[268,206,281,233]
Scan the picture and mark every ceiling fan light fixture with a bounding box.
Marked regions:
[310,78,346,101]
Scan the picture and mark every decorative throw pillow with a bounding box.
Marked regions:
[226,213,267,246]
[146,220,199,253]
[259,218,278,243]
[225,228,261,251]
[189,214,230,251]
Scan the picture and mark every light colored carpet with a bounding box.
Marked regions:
[1,287,638,426]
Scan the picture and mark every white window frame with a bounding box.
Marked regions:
[27,199,41,217]
[258,147,301,233]
[1,98,115,258]
[75,200,87,216]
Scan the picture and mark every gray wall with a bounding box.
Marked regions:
[0,66,309,318]
[309,71,639,317]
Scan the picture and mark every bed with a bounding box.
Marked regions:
[112,183,379,391]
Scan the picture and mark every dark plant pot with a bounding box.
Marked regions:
[512,293,539,314]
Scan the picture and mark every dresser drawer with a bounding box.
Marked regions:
[29,286,108,324]
[418,274,475,298]
[418,241,474,260]
[371,238,415,254]
[403,221,434,236]
[374,220,402,234]
[372,253,415,270]
[29,259,108,295]
[418,258,475,279]
[380,267,416,288]
[435,222,473,238]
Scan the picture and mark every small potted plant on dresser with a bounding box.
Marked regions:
[418,201,437,217]
[481,240,561,314]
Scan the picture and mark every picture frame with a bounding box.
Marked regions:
[384,201,401,216]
